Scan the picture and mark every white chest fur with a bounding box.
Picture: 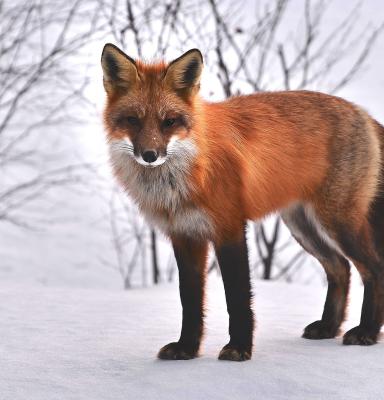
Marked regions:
[109,138,214,238]
[143,206,213,238]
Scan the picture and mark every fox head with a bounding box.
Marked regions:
[101,44,203,167]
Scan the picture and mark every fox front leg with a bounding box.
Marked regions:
[214,226,254,361]
[157,237,208,360]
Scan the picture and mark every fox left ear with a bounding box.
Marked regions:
[164,49,203,94]
[101,43,139,96]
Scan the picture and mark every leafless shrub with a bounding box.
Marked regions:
[2,0,381,287]
[0,0,105,227]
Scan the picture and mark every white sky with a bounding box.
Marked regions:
[331,0,384,122]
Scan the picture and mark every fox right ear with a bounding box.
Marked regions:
[101,43,139,95]
[164,49,203,95]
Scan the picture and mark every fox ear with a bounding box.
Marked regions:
[164,49,203,94]
[101,43,139,95]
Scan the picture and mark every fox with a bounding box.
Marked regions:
[101,43,384,361]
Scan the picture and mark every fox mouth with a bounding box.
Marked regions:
[110,137,197,170]
[109,139,168,168]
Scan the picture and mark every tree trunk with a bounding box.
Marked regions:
[151,229,160,284]
[263,254,273,280]
[256,218,281,280]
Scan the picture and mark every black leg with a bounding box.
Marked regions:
[303,256,350,339]
[158,237,208,360]
[214,227,254,361]
[335,222,384,345]
[343,265,383,345]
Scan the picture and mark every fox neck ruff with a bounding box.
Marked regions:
[109,136,214,239]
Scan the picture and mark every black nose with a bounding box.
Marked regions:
[142,150,158,163]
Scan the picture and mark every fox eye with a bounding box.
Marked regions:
[163,118,176,128]
[117,115,140,128]
[125,116,140,126]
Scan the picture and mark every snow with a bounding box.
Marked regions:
[1,276,383,400]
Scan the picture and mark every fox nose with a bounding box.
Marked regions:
[142,150,158,163]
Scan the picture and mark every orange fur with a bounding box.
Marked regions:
[102,46,382,245]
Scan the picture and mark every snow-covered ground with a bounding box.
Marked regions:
[2,276,383,400]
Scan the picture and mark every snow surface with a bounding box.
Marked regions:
[1,277,383,400]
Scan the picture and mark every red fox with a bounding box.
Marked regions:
[101,43,384,361]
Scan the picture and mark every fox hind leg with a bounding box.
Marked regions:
[282,205,351,339]
[335,220,384,345]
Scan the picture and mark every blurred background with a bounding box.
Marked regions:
[1,0,383,290]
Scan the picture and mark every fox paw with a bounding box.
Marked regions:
[343,326,379,346]
[157,342,198,360]
[218,344,252,361]
[302,320,339,339]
